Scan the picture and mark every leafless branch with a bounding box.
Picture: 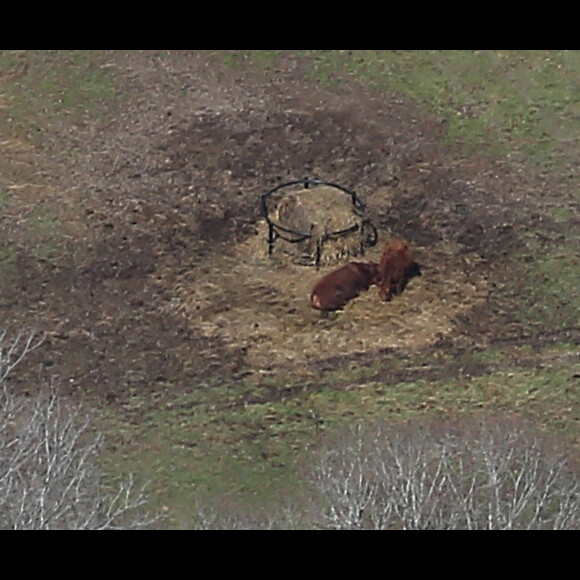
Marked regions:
[0,328,157,529]
[306,417,580,530]
[0,328,44,386]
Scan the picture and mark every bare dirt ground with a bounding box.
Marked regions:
[1,50,578,410]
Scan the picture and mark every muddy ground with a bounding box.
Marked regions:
[1,50,578,415]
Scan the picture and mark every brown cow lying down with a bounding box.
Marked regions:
[378,237,421,301]
[311,262,380,311]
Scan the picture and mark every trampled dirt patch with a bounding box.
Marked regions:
[0,51,568,405]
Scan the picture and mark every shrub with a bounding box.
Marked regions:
[307,416,579,529]
[0,329,156,529]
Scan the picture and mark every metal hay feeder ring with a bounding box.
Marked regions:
[259,179,377,267]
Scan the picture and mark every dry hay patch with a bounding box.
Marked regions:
[171,218,491,373]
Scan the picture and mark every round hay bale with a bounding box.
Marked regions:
[269,185,375,266]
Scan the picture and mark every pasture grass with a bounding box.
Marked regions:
[0,50,122,291]
[519,248,580,328]
[97,336,580,527]
[98,50,580,525]
[299,50,580,175]
[0,50,118,141]
[3,50,580,526]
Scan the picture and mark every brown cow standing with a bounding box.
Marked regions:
[310,262,380,312]
[377,237,419,302]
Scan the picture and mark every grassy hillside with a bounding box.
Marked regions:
[1,50,579,527]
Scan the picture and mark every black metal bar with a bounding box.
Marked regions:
[267,223,276,256]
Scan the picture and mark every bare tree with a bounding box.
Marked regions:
[0,328,44,385]
[0,329,157,529]
[185,416,579,530]
[307,417,580,530]
[309,422,394,529]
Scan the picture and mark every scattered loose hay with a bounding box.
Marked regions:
[170,216,491,374]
